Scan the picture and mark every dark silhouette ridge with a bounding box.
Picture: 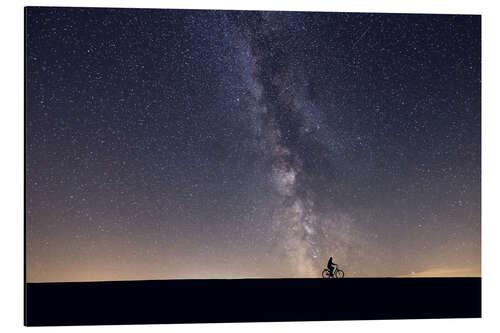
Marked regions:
[26,277,481,326]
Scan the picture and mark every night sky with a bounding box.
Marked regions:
[26,7,481,282]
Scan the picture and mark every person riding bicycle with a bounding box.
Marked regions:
[327,256,336,276]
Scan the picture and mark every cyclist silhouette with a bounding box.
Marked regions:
[322,256,344,278]
[327,256,335,275]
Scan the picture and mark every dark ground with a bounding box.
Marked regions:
[25,277,481,326]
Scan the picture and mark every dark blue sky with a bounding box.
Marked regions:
[26,7,480,281]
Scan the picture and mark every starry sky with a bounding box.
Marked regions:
[26,7,481,282]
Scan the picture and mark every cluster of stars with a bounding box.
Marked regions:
[26,7,480,281]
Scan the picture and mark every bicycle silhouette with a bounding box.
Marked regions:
[322,265,344,278]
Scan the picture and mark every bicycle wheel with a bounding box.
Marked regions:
[335,269,344,278]
[322,269,330,278]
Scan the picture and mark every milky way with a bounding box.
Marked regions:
[230,12,368,276]
[26,8,481,281]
